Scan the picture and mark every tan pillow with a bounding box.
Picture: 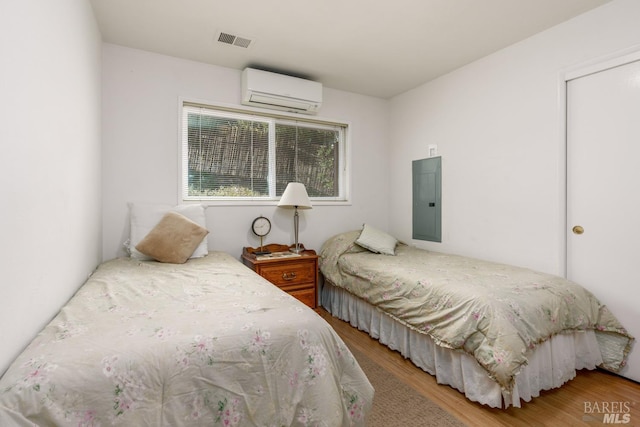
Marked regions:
[135,211,209,264]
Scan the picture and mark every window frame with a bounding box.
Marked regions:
[179,99,351,206]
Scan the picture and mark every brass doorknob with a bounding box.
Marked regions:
[572,225,584,235]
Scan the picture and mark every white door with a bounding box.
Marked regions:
[566,58,640,382]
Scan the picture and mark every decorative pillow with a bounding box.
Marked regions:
[129,203,209,259]
[135,211,209,264]
[355,224,398,255]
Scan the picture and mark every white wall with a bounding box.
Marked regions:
[101,45,390,261]
[0,0,102,374]
[389,0,640,276]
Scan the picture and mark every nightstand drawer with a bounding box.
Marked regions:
[287,287,316,308]
[259,261,316,286]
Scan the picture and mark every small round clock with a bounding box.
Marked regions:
[251,216,271,237]
[251,216,272,255]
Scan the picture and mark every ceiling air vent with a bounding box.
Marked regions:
[216,31,253,49]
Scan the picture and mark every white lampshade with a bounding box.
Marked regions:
[278,182,312,209]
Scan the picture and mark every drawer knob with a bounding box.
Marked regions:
[282,272,297,281]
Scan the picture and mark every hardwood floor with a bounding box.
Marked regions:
[318,308,640,427]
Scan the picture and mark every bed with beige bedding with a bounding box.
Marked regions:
[0,252,373,426]
[320,230,633,408]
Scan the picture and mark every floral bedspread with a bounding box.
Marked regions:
[319,231,633,391]
[0,252,373,426]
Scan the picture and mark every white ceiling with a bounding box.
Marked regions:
[89,0,611,99]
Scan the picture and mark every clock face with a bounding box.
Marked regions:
[251,216,271,237]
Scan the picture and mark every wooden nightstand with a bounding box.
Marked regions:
[242,243,318,309]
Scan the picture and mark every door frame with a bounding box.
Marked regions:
[558,44,640,277]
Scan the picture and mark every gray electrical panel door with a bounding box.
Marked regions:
[412,157,441,242]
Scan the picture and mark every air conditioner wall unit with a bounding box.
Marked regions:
[241,68,322,114]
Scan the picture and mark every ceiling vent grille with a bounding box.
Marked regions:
[216,31,253,49]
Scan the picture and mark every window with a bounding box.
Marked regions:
[181,103,348,203]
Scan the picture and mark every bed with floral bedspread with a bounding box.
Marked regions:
[0,252,373,426]
[319,230,633,407]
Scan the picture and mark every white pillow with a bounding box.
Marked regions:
[355,224,398,255]
[129,203,209,259]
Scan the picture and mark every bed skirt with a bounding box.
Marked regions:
[321,280,603,408]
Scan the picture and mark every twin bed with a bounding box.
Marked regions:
[319,229,634,408]
[0,204,374,426]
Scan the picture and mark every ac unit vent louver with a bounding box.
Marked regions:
[216,31,253,49]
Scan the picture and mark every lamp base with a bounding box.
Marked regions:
[289,243,305,254]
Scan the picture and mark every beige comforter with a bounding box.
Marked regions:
[320,231,633,391]
[0,252,373,426]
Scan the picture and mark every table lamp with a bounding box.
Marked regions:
[278,182,312,253]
